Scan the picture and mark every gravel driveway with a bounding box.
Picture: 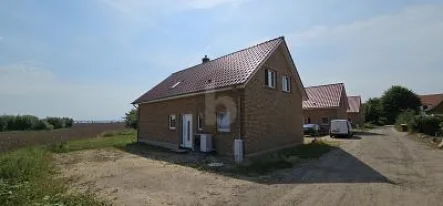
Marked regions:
[57,126,443,206]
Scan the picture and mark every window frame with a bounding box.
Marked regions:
[197,113,203,131]
[265,69,277,89]
[281,75,291,92]
[168,114,176,130]
[216,112,230,132]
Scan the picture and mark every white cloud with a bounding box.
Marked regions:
[0,62,139,120]
[187,0,243,10]
[98,0,244,16]
[288,4,443,100]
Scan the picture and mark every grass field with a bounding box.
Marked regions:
[0,123,125,153]
[0,129,135,206]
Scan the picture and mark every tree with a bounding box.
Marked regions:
[45,117,65,129]
[62,117,74,128]
[124,108,138,129]
[32,120,54,130]
[381,86,421,124]
[364,97,383,123]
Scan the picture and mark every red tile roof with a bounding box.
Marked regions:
[420,93,443,111]
[133,37,303,104]
[303,83,345,109]
[347,96,361,113]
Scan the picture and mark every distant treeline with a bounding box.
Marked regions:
[0,115,74,132]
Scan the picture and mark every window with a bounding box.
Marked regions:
[321,117,329,125]
[170,81,182,89]
[169,114,176,130]
[197,113,203,131]
[217,112,230,132]
[265,69,276,88]
[281,75,290,92]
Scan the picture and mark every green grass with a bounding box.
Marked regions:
[0,129,136,206]
[232,140,339,175]
[357,123,377,131]
[48,129,136,153]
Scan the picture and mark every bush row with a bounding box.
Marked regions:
[0,115,74,132]
[396,111,443,136]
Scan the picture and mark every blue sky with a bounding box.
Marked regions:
[0,0,442,120]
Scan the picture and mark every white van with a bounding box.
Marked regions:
[330,119,353,138]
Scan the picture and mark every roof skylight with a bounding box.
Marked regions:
[171,81,182,89]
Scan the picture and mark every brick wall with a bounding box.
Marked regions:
[243,44,304,155]
[303,88,349,129]
[138,90,243,155]
[348,112,363,125]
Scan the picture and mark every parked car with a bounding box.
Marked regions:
[304,124,320,136]
[330,119,353,138]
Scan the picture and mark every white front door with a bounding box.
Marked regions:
[182,114,193,148]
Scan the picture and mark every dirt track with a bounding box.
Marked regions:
[57,126,443,206]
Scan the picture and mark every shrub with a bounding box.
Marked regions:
[0,115,40,131]
[124,109,138,129]
[377,117,388,126]
[19,115,40,130]
[364,98,383,123]
[62,117,74,128]
[3,115,16,131]
[0,117,6,132]
[410,115,443,136]
[395,110,417,129]
[0,115,73,132]
[44,117,65,129]
[32,120,54,130]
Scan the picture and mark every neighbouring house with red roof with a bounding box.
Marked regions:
[132,37,308,156]
[347,96,364,125]
[302,83,349,129]
[420,93,443,114]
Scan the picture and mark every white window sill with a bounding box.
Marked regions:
[217,128,230,133]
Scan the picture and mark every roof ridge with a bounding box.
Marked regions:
[420,93,443,96]
[305,82,344,89]
[172,36,284,74]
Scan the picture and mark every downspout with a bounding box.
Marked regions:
[234,86,243,140]
[234,85,245,163]
[133,104,140,143]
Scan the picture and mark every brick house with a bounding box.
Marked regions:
[419,93,443,114]
[302,83,349,129]
[347,96,364,125]
[132,37,308,156]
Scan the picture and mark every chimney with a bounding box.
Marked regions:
[202,55,210,63]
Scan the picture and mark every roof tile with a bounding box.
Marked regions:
[303,83,345,109]
[347,96,361,113]
[420,93,443,111]
[132,37,283,104]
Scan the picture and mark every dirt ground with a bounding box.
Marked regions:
[56,126,443,206]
